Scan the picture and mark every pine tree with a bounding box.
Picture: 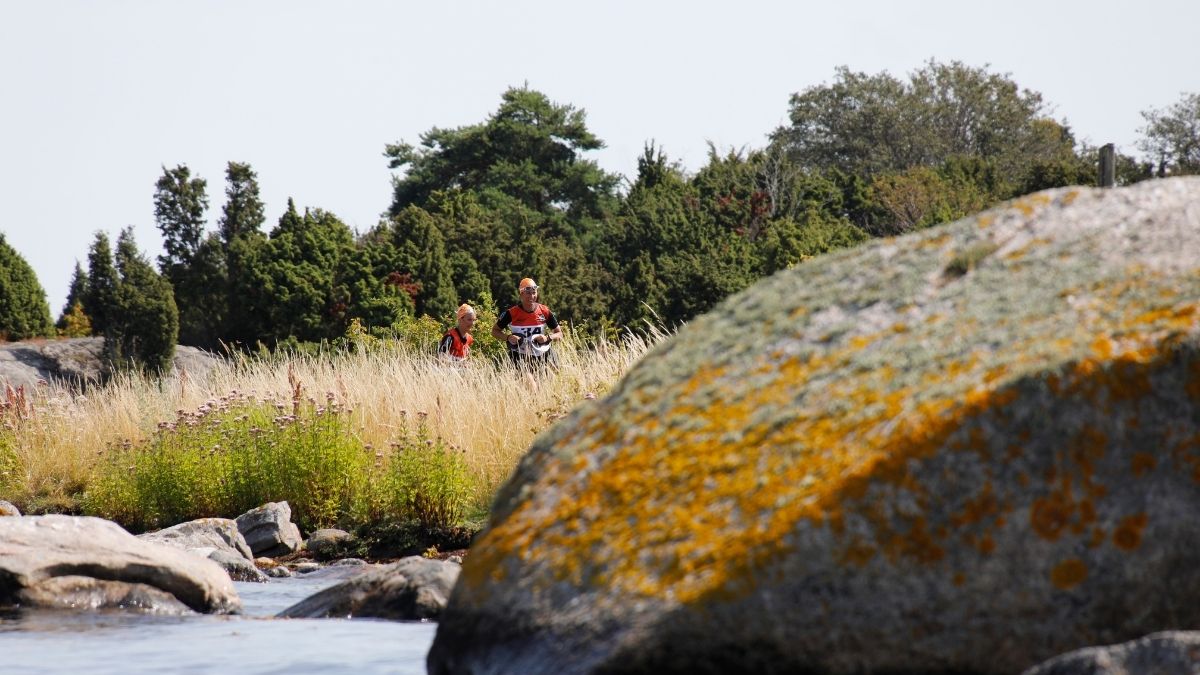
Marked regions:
[57,261,90,332]
[105,227,179,374]
[84,232,118,335]
[0,233,54,341]
[153,164,218,347]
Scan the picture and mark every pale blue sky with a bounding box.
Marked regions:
[2,0,1197,316]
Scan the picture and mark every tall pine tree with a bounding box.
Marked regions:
[0,233,54,341]
[106,227,179,374]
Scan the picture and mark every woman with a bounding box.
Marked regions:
[439,303,476,362]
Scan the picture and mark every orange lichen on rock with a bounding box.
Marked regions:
[1031,493,1073,541]
[1131,452,1157,476]
[1051,558,1088,589]
[1112,513,1149,551]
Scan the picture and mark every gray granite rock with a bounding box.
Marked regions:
[16,575,193,614]
[138,517,266,583]
[1,515,241,614]
[278,556,459,620]
[0,500,20,517]
[430,178,1200,675]
[235,501,302,557]
[306,528,353,560]
[0,337,221,390]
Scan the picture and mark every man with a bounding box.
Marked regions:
[438,303,476,362]
[492,277,562,367]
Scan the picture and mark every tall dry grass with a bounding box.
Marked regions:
[0,328,667,517]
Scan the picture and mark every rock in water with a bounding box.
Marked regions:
[235,501,302,557]
[0,515,241,614]
[428,178,1200,675]
[278,556,459,620]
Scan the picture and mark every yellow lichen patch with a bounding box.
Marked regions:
[1011,193,1052,218]
[1003,237,1054,261]
[1131,452,1157,476]
[1112,513,1148,551]
[1051,558,1088,589]
[921,232,951,249]
[1061,189,1080,207]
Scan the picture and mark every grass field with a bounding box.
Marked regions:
[0,328,666,534]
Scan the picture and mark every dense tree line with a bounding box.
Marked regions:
[2,63,1197,371]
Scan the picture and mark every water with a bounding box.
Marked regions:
[0,571,437,675]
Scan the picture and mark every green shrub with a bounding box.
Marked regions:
[84,390,369,532]
[83,390,475,534]
[382,414,474,530]
[0,432,17,499]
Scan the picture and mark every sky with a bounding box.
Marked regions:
[2,0,1198,316]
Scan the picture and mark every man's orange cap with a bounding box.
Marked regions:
[519,278,538,290]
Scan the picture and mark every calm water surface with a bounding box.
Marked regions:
[0,572,436,675]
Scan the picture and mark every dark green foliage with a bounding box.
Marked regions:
[76,76,1134,349]
[386,86,620,220]
[219,162,266,244]
[105,227,179,374]
[344,519,479,561]
[759,211,868,274]
[84,232,118,335]
[0,234,53,341]
[57,261,89,330]
[239,202,360,345]
[154,164,209,271]
[153,164,217,347]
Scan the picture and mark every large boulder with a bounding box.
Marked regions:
[235,501,303,557]
[138,517,266,582]
[429,178,1200,675]
[0,515,241,614]
[278,556,459,620]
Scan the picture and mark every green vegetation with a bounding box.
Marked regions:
[0,233,53,341]
[0,64,1194,540]
[10,66,1184,378]
[84,388,474,533]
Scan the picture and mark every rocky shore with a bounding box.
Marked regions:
[0,501,461,621]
